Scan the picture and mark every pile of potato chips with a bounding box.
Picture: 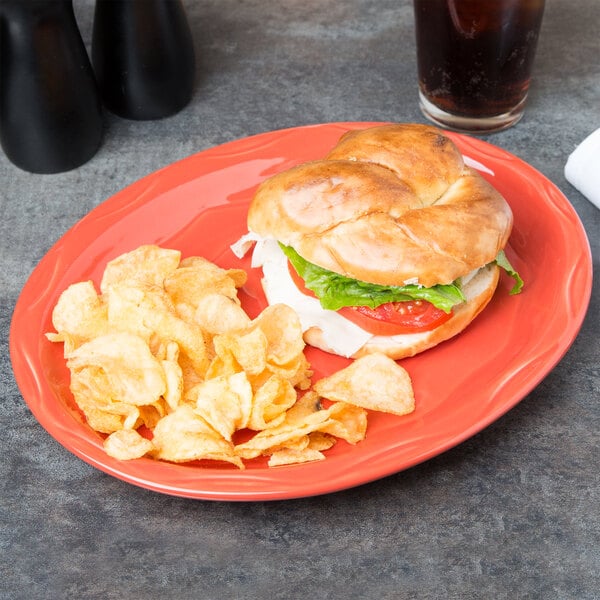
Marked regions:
[46,245,415,468]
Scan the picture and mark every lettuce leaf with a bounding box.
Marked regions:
[495,249,524,295]
[280,243,523,314]
[280,244,465,313]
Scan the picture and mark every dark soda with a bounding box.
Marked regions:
[414,0,545,128]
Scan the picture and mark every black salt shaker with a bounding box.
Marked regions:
[0,0,103,174]
[92,0,195,120]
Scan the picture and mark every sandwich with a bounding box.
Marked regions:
[232,123,522,359]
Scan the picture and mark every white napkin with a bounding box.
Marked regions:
[564,127,600,209]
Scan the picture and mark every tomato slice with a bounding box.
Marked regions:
[337,302,452,335]
[287,261,453,335]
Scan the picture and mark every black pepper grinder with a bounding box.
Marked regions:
[91,0,195,120]
[0,0,103,174]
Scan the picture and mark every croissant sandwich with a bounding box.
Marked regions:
[233,123,523,359]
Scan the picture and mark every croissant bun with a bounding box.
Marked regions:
[247,124,514,359]
[248,123,512,288]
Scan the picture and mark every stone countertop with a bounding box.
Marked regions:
[1,1,598,598]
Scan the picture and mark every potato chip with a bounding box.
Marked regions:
[319,402,368,444]
[188,372,253,441]
[306,431,337,452]
[204,353,240,381]
[104,283,158,342]
[48,281,108,349]
[67,332,166,406]
[264,353,313,390]
[284,391,322,421]
[267,447,326,467]
[264,431,335,466]
[214,327,268,377]
[251,304,305,366]
[78,403,133,434]
[248,375,297,431]
[194,293,251,335]
[172,301,196,324]
[106,281,210,376]
[164,257,247,313]
[151,405,243,468]
[149,311,209,377]
[72,363,167,434]
[207,302,311,389]
[264,430,335,454]
[314,352,415,416]
[69,366,141,433]
[179,255,247,288]
[223,267,247,289]
[104,429,154,460]
[137,400,168,430]
[161,349,184,411]
[234,393,333,460]
[270,435,311,452]
[177,353,205,394]
[100,245,181,294]
[45,331,80,357]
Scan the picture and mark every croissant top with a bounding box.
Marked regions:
[247,123,513,288]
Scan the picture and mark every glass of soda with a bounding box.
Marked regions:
[413,0,546,133]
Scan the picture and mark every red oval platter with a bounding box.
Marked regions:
[9,122,593,501]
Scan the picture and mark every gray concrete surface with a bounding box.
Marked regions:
[1,1,598,598]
